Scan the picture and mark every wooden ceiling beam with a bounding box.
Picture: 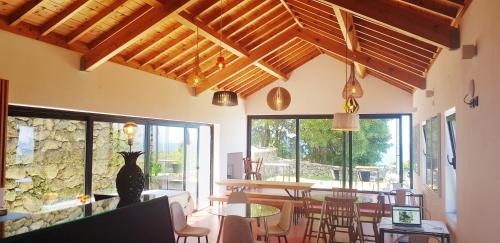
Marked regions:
[397,0,460,19]
[67,0,128,44]
[194,27,299,95]
[318,0,460,49]
[297,28,426,89]
[81,0,194,71]
[333,7,366,78]
[8,0,44,26]
[280,0,304,28]
[177,10,289,82]
[142,0,164,7]
[40,0,92,36]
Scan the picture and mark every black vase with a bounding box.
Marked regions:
[116,151,145,207]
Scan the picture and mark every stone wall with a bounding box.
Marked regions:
[4,117,136,213]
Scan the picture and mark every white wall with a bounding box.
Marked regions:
[246,54,413,115]
[413,1,500,242]
[0,30,247,184]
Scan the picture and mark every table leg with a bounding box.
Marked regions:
[264,217,269,243]
[216,216,224,243]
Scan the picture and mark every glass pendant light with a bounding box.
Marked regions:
[342,63,364,98]
[187,27,205,88]
[215,0,225,70]
[333,11,360,131]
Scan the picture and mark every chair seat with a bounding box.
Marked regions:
[359,215,376,223]
[256,225,287,236]
[177,225,210,237]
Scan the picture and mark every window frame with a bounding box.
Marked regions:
[247,113,413,191]
[7,105,214,202]
[446,113,457,170]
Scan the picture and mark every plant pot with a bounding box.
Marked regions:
[116,151,145,207]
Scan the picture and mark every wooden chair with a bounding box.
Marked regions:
[223,216,263,243]
[321,196,358,243]
[243,158,253,180]
[332,188,358,199]
[358,194,385,243]
[170,201,210,243]
[302,190,324,242]
[257,201,294,243]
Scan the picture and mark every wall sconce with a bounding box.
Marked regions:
[462,44,477,59]
[464,79,479,108]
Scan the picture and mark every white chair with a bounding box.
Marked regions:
[170,201,210,243]
[223,215,263,243]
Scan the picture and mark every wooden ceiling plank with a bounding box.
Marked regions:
[302,22,345,43]
[201,0,245,25]
[333,7,366,78]
[186,0,219,17]
[81,0,194,71]
[241,76,278,98]
[225,69,268,91]
[357,35,432,65]
[40,0,92,36]
[242,14,294,50]
[282,49,320,74]
[194,27,299,95]
[265,40,306,65]
[8,0,44,26]
[318,0,460,49]
[67,0,128,44]
[280,0,303,28]
[226,1,283,41]
[234,72,272,93]
[140,30,193,66]
[294,9,342,32]
[360,44,428,74]
[153,36,207,71]
[398,0,459,19]
[255,62,289,81]
[142,0,164,8]
[124,22,182,62]
[173,44,221,77]
[275,45,316,70]
[297,28,426,89]
[230,6,286,43]
[367,68,414,93]
[218,66,260,89]
[160,39,214,73]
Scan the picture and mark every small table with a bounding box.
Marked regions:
[207,203,280,243]
[379,217,451,243]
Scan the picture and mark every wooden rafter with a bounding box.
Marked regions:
[81,0,193,71]
[297,28,426,89]
[280,0,304,28]
[7,0,44,26]
[397,0,460,19]
[333,7,366,78]
[66,0,128,44]
[318,0,460,49]
[194,27,299,96]
[40,0,92,36]
[176,10,289,81]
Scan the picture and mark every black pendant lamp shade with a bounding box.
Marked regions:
[212,91,238,106]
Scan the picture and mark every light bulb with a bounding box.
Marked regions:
[352,87,356,93]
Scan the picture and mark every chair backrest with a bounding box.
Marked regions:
[393,235,442,243]
[277,201,294,232]
[374,193,385,223]
[301,189,316,216]
[223,216,255,243]
[170,201,187,233]
[255,158,263,172]
[243,158,252,173]
[325,196,356,227]
[228,191,249,204]
[332,188,358,199]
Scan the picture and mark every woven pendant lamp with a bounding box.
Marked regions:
[212,90,238,106]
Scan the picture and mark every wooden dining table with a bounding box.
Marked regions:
[215,179,314,199]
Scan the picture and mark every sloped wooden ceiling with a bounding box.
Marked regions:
[0,0,471,98]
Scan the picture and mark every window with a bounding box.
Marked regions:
[92,122,145,194]
[248,114,413,191]
[423,115,440,191]
[445,111,457,222]
[5,117,86,213]
[5,106,213,212]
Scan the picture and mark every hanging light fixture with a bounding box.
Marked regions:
[187,27,205,88]
[215,0,225,70]
[212,90,238,106]
[267,87,291,111]
[333,11,360,132]
[342,63,364,98]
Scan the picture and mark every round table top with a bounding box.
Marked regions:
[311,194,376,204]
[207,203,280,218]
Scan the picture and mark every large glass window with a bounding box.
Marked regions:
[250,119,296,182]
[445,111,457,222]
[423,115,440,191]
[5,117,86,213]
[248,114,412,191]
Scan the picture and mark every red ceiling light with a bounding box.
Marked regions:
[216,56,225,70]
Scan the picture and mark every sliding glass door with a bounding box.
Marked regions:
[248,114,412,191]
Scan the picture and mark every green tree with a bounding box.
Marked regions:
[251,119,296,159]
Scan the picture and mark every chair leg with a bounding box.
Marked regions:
[284,236,289,243]
[198,237,201,243]
[278,236,281,243]
[302,217,310,242]
[176,236,180,243]
[184,237,187,243]
[205,235,209,243]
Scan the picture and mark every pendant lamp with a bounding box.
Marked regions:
[215,0,225,70]
[187,27,205,88]
[333,11,360,132]
[342,63,364,98]
[267,87,291,111]
[212,90,238,106]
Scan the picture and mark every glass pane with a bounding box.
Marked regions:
[5,117,86,213]
[92,122,145,194]
[185,127,198,208]
[430,116,440,190]
[149,126,184,191]
[402,115,411,188]
[423,122,432,187]
[299,119,345,189]
[352,118,399,191]
[251,119,296,182]
[198,126,211,209]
